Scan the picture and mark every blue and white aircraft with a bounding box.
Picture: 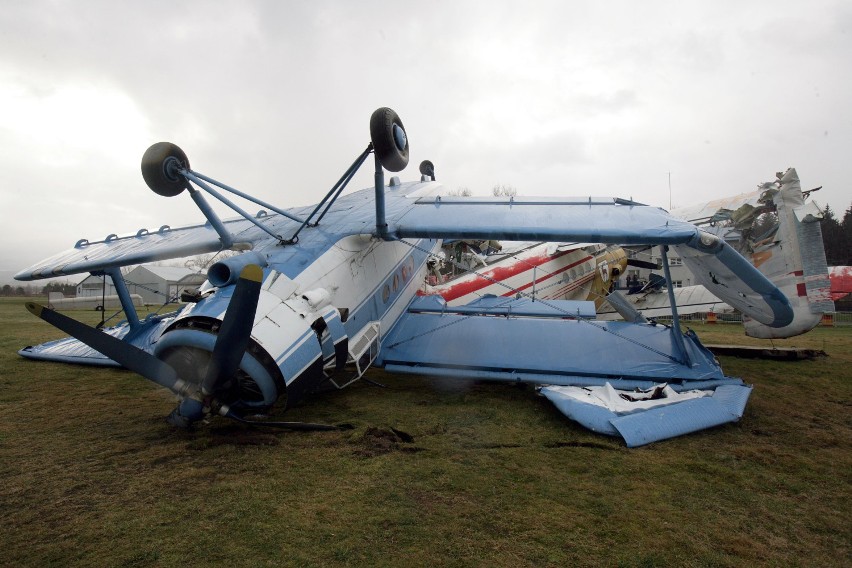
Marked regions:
[15,108,795,446]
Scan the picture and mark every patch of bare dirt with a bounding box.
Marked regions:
[354,426,423,457]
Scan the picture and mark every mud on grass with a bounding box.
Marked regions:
[1,298,850,566]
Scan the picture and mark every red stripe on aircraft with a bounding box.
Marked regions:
[499,257,593,296]
[437,249,586,300]
[507,274,593,299]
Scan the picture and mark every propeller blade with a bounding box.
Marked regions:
[24,302,183,393]
[627,258,660,270]
[200,264,264,396]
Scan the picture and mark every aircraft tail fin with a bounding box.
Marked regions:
[735,168,833,338]
[672,168,832,338]
[795,203,834,313]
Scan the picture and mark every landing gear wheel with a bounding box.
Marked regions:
[141,142,190,197]
[419,160,435,180]
[370,107,409,172]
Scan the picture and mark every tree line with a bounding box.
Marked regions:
[821,203,852,266]
[1,281,77,297]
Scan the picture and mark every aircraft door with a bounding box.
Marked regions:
[312,307,349,373]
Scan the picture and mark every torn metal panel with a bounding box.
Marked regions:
[541,383,752,447]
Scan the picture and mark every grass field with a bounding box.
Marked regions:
[1,296,850,567]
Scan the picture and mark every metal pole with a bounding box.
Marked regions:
[660,246,690,366]
[188,188,235,248]
[185,175,282,242]
[105,267,140,330]
[314,146,373,225]
[532,265,537,300]
[668,171,672,210]
[186,170,306,224]
[374,154,388,239]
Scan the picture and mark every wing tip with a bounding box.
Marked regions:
[240,264,264,283]
[25,302,44,317]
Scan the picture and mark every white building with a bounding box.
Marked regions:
[76,266,207,305]
[622,247,693,291]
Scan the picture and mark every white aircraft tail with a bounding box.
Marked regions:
[693,168,833,338]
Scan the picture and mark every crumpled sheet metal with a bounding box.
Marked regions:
[541,383,752,447]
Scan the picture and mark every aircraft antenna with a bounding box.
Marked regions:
[668,171,672,210]
[99,273,106,329]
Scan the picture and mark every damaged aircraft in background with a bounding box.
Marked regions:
[15,107,804,446]
[600,171,834,338]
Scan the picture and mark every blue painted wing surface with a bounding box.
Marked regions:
[379,296,727,385]
[538,389,621,436]
[18,313,177,366]
[385,295,753,446]
[389,196,700,245]
[16,223,223,280]
[409,294,598,319]
[611,385,753,447]
[14,214,293,281]
[540,383,752,447]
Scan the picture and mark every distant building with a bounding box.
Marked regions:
[76,266,207,305]
[76,274,116,298]
[622,247,693,290]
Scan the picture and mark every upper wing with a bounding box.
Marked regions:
[388,196,699,245]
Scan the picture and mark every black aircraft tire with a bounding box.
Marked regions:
[419,159,435,179]
[370,107,409,172]
[141,142,190,197]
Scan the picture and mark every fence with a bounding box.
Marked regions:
[653,311,852,327]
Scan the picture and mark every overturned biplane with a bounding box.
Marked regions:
[16,108,796,446]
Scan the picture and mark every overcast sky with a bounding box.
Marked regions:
[2,0,850,285]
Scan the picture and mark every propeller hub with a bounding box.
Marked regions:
[167,397,205,428]
[393,124,407,151]
[154,326,279,410]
